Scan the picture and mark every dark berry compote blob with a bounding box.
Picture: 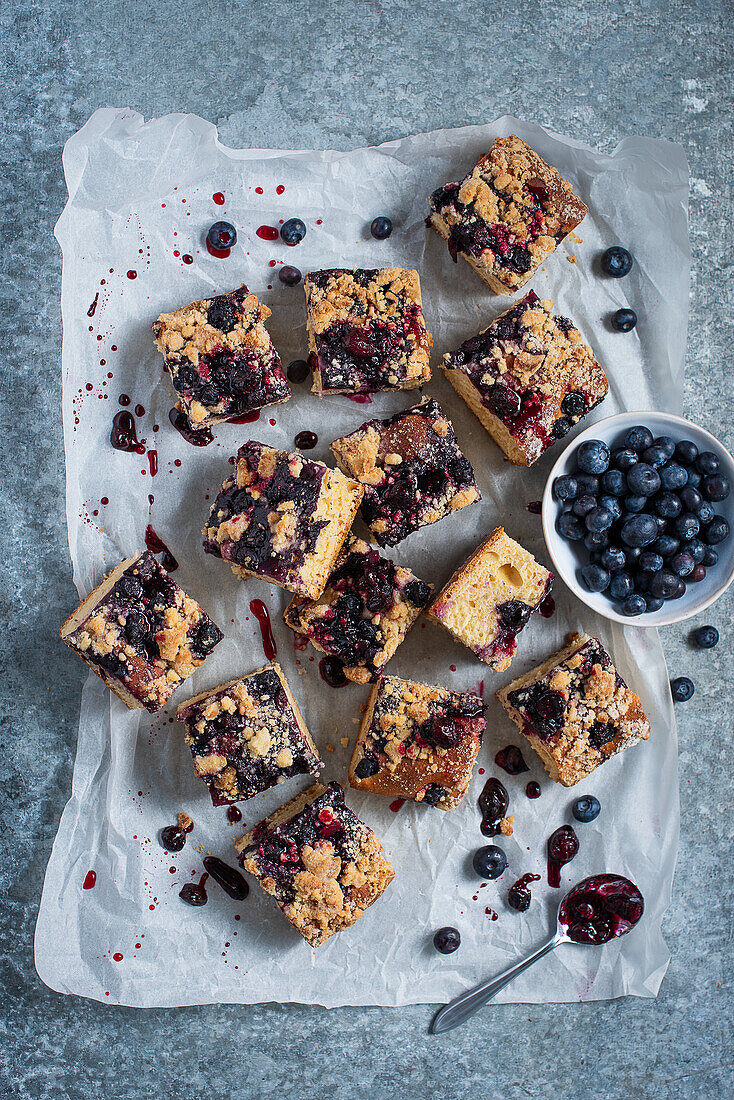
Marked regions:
[202,855,249,901]
[478,777,509,836]
[494,745,529,775]
[559,874,644,944]
[547,824,579,887]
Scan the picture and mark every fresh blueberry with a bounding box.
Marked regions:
[702,546,719,566]
[626,462,661,497]
[674,439,698,466]
[648,569,679,599]
[580,563,611,592]
[622,594,648,616]
[601,246,633,277]
[670,676,694,702]
[472,845,507,880]
[598,495,623,521]
[683,539,705,564]
[653,491,682,519]
[553,474,579,502]
[572,494,596,518]
[207,221,237,250]
[624,494,647,513]
[586,506,613,532]
[655,436,676,459]
[611,307,637,332]
[575,474,600,496]
[670,551,695,577]
[609,571,634,601]
[613,448,639,471]
[433,927,461,954]
[654,515,668,531]
[695,451,720,477]
[557,512,585,541]
[634,568,650,593]
[572,795,601,822]
[644,595,664,612]
[370,216,393,239]
[584,531,609,551]
[686,467,702,489]
[278,264,302,285]
[705,517,730,544]
[620,513,658,547]
[601,469,626,497]
[691,625,719,649]
[702,475,730,502]
[639,551,664,573]
[652,534,680,558]
[673,513,699,541]
[576,440,610,475]
[689,564,707,582]
[280,218,307,246]
[624,546,642,565]
[697,501,715,525]
[679,486,703,514]
[660,463,688,490]
[601,546,626,572]
[642,444,669,469]
[623,426,653,453]
[672,578,687,599]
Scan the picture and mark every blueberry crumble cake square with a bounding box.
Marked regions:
[203,441,363,599]
[304,268,432,395]
[442,291,608,466]
[152,284,290,429]
[330,397,480,546]
[176,662,322,805]
[348,675,485,810]
[496,632,651,786]
[427,527,552,672]
[427,134,587,294]
[283,536,433,684]
[60,551,223,713]
[235,781,394,947]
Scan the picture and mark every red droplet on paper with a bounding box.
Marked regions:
[83,870,96,890]
[256,225,279,241]
[213,192,225,205]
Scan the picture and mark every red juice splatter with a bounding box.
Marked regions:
[348,393,372,404]
[127,270,137,280]
[110,411,144,454]
[113,952,123,962]
[255,186,264,195]
[319,656,349,688]
[87,293,99,317]
[276,184,285,195]
[227,806,242,824]
[144,525,179,571]
[118,393,131,406]
[148,450,158,476]
[527,500,542,514]
[83,870,96,890]
[135,403,145,417]
[169,407,213,446]
[228,409,260,424]
[182,254,193,265]
[256,225,279,241]
[389,798,406,813]
[249,599,277,660]
[538,594,555,618]
[213,192,225,205]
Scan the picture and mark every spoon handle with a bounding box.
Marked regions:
[430,930,566,1034]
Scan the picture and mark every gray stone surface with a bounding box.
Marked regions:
[1,0,732,1096]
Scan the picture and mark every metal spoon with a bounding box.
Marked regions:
[430,873,644,1034]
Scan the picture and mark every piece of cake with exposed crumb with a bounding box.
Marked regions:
[427,134,587,293]
[304,268,432,395]
[348,675,485,810]
[203,440,363,599]
[442,291,608,466]
[152,284,290,429]
[176,662,322,805]
[283,536,433,684]
[59,551,223,713]
[427,527,552,672]
[235,782,394,947]
[330,397,480,546]
[496,632,651,786]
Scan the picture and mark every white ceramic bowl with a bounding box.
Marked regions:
[542,411,734,626]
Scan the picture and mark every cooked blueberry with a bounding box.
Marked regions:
[557,512,585,540]
[499,600,532,630]
[623,426,653,453]
[648,569,679,599]
[623,494,646,513]
[674,439,698,465]
[670,676,694,702]
[644,595,664,611]
[507,883,533,912]
[572,494,596,518]
[425,716,463,749]
[601,246,633,277]
[403,580,431,608]
[601,546,626,572]
[370,216,393,240]
[287,359,310,383]
[598,495,623,521]
[586,506,612,532]
[620,513,658,547]
[553,474,579,502]
[697,501,715,525]
[422,784,447,806]
[584,531,609,551]
[561,391,586,417]
[611,307,637,332]
[702,475,730,502]
[551,416,573,439]
[278,264,302,286]
[580,563,611,592]
[609,571,634,601]
[125,610,152,646]
[472,845,507,880]
[116,574,143,600]
[683,538,705,564]
[433,927,461,954]
[673,513,699,541]
[193,620,223,655]
[576,440,610,475]
[575,474,600,496]
[626,463,660,497]
[160,825,187,852]
[206,296,237,332]
[207,221,237,250]
[705,517,730,544]
[280,218,307,245]
[652,534,679,558]
[354,755,380,779]
[639,551,664,573]
[686,467,702,489]
[695,451,720,477]
[670,551,695,577]
[702,546,719,566]
[572,795,601,822]
[622,594,647,616]
[488,382,521,419]
[601,469,626,497]
[613,448,639,472]
[653,491,682,519]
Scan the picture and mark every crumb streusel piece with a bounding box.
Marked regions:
[427,527,552,672]
[152,284,290,429]
[283,535,433,684]
[59,551,223,713]
[330,397,480,546]
[442,291,608,466]
[235,782,394,947]
[348,675,485,810]
[176,662,322,805]
[304,268,432,395]
[203,440,363,599]
[427,135,587,294]
[496,632,651,786]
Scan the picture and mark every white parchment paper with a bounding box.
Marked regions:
[36,110,688,1007]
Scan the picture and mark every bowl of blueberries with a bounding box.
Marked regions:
[542,411,734,624]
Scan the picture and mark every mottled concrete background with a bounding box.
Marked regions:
[2,1,732,1097]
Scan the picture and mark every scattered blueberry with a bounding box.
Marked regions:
[702,475,730,502]
[577,440,610,475]
[581,563,611,592]
[586,507,612,533]
[622,593,648,616]
[691,625,719,649]
[601,469,627,496]
[674,439,698,465]
[653,491,682,519]
[575,474,601,496]
[601,546,626,572]
[670,551,695,577]
[704,516,730,544]
[648,569,679,599]
[642,444,670,469]
[598,495,623,521]
[472,845,507,880]
[557,513,585,540]
[613,448,639,471]
[652,534,679,558]
[673,513,699,541]
[679,486,703,514]
[639,551,664,573]
[623,426,653,453]
[689,564,707,582]
[670,676,694,702]
[572,795,601,823]
[370,216,393,239]
[695,451,720,477]
[644,595,664,612]
[280,218,307,246]
[584,530,609,551]
[573,494,596,518]
[601,246,633,277]
[609,571,634,600]
[660,464,688,491]
[207,221,237,250]
[626,463,661,497]
[684,538,705,564]
[702,546,719,566]
[697,501,715,525]
[554,474,579,502]
[278,264,302,286]
[686,467,702,489]
[620,513,658,547]
[433,927,461,954]
[611,307,637,332]
[623,494,646,513]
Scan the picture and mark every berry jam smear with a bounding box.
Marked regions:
[559,874,644,944]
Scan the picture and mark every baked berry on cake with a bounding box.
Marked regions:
[203,441,363,599]
[330,398,480,546]
[59,551,222,713]
[496,632,651,786]
[283,536,433,684]
[176,662,322,805]
[427,135,587,294]
[235,782,394,947]
[152,285,290,429]
[348,675,485,810]
[442,291,608,466]
[304,268,432,395]
[427,527,552,672]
